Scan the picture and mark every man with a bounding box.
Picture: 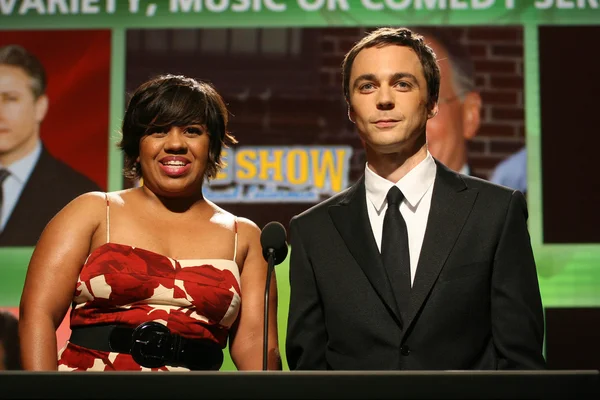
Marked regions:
[420,28,482,177]
[286,27,545,370]
[0,45,100,246]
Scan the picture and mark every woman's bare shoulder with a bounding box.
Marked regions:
[39,191,108,241]
[62,191,107,214]
[53,189,141,223]
[206,200,260,234]
[236,217,261,236]
[105,188,139,207]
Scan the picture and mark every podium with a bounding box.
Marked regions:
[0,370,598,399]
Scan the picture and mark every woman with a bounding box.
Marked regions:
[19,74,281,371]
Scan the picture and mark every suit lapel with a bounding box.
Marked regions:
[402,161,478,335]
[328,176,402,325]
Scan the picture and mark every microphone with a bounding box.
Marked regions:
[260,221,288,266]
[260,221,288,371]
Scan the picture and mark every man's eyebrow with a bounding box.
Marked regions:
[391,72,420,87]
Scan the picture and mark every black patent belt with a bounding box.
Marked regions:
[69,322,223,370]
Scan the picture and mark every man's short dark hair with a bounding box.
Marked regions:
[0,45,47,98]
[342,27,440,109]
[118,74,237,181]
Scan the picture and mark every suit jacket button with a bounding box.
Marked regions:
[400,345,411,356]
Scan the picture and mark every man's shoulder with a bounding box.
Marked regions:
[465,171,519,193]
[457,172,525,211]
[438,159,518,198]
[462,173,512,191]
[291,183,357,225]
[34,148,102,192]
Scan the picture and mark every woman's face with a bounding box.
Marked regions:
[138,125,211,197]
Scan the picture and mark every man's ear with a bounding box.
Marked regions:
[462,91,482,140]
[427,101,439,119]
[34,94,49,124]
[347,101,355,124]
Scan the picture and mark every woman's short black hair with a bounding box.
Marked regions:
[118,74,237,180]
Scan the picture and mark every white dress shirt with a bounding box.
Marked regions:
[0,140,42,231]
[364,151,437,286]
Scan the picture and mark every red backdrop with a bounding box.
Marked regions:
[0,30,111,190]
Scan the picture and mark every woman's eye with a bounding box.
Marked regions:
[185,127,203,135]
[148,128,166,135]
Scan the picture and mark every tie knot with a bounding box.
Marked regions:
[386,186,404,206]
[0,169,9,184]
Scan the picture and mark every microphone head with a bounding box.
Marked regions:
[260,221,288,265]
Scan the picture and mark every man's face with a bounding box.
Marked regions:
[348,45,436,155]
[0,65,47,166]
[425,36,481,172]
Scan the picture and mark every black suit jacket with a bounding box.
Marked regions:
[0,147,101,247]
[286,160,545,370]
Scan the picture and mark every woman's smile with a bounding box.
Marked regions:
[158,155,191,177]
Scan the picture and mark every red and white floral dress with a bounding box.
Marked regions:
[57,196,241,371]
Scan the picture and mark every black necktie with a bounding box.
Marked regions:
[0,169,10,217]
[381,186,411,318]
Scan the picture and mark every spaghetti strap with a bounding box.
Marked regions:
[104,193,110,243]
[233,216,238,262]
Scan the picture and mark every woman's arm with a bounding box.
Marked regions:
[19,192,105,370]
[229,218,281,370]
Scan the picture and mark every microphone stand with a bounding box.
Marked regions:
[263,248,275,371]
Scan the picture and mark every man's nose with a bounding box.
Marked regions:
[376,87,395,110]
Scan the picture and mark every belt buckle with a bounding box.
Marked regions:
[130,321,173,368]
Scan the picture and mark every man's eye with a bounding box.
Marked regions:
[1,94,19,102]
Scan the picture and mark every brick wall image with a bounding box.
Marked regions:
[126,26,525,229]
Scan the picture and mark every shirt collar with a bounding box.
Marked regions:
[5,140,42,184]
[365,151,437,213]
[459,163,470,176]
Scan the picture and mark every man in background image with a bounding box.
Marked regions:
[423,30,529,210]
[0,45,100,246]
[420,28,483,177]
